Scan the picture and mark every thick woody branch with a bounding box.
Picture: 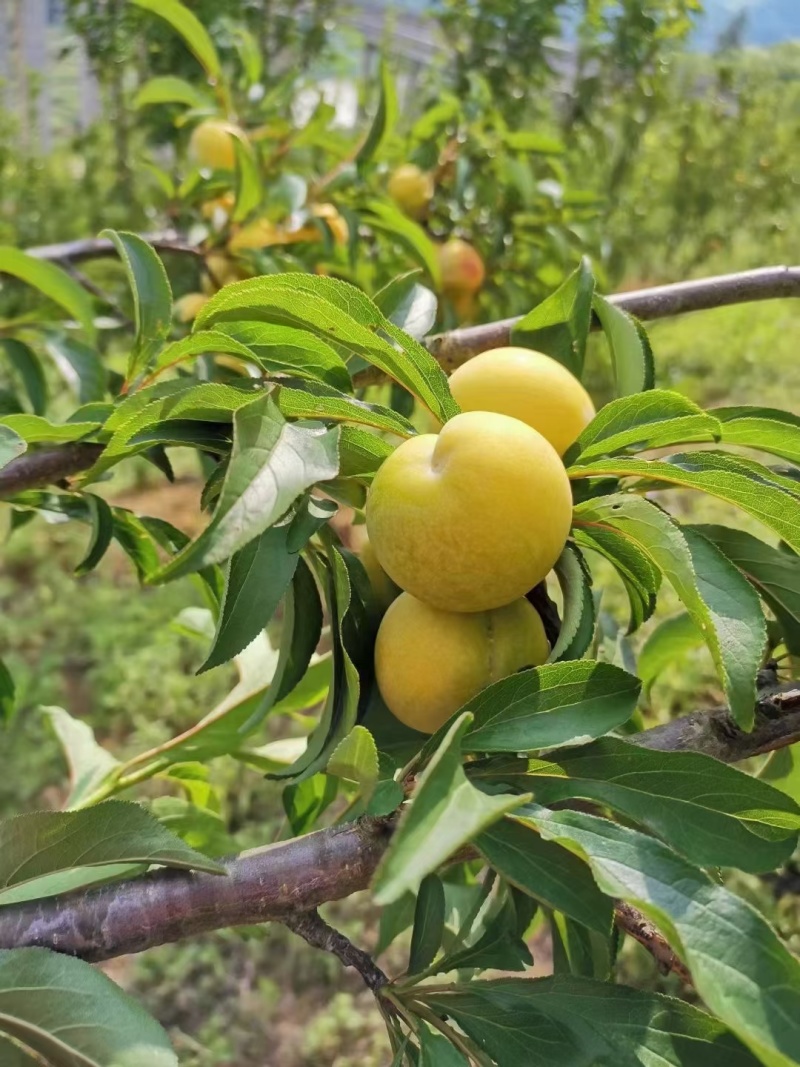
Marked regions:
[0,443,104,498]
[0,684,799,964]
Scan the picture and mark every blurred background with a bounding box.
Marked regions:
[0,1,798,1064]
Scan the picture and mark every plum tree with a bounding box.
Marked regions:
[375,593,549,733]
[449,346,596,455]
[365,411,573,612]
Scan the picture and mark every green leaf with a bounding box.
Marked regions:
[0,247,94,335]
[420,975,760,1067]
[374,270,438,340]
[520,737,800,871]
[286,493,337,552]
[0,425,25,471]
[476,816,612,934]
[101,230,172,382]
[133,74,215,109]
[212,321,352,391]
[638,613,703,694]
[0,800,223,902]
[327,725,379,788]
[0,661,15,725]
[511,258,595,378]
[418,1026,469,1066]
[714,406,800,466]
[153,329,256,376]
[432,891,534,976]
[570,451,800,554]
[44,706,119,808]
[194,273,457,423]
[283,773,338,835]
[592,294,654,396]
[199,523,299,673]
[0,948,178,1066]
[526,806,800,1067]
[356,58,397,167]
[760,744,800,804]
[572,520,660,633]
[373,714,525,904]
[272,544,367,781]
[458,660,640,755]
[550,544,595,661]
[0,413,99,444]
[504,130,565,154]
[132,0,222,81]
[409,874,446,974]
[111,508,162,581]
[150,393,339,582]
[337,426,394,479]
[74,493,114,576]
[568,390,720,465]
[573,496,766,727]
[0,339,46,414]
[43,333,106,403]
[232,135,262,222]
[275,381,416,437]
[693,524,800,656]
[364,200,442,288]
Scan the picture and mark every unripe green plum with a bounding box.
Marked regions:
[375,593,549,733]
[449,346,596,456]
[366,411,573,613]
[388,164,434,219]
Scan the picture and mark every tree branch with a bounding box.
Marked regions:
[281,909,389,992]
[24,233,202,264]
[0,443,104,498]
[0,682,799,964]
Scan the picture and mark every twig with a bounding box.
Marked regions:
[614,901,692,984]
[0,443,104,498]
[281,908,389,993]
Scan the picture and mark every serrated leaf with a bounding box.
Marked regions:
[232,135,262,222]
[568,390,720,465]
[420,975,760,1067]
[212,321,352,391]
[74,493,114,576]
[373,714,526,904]
[132,0,222,81]
[152,329,256,376]
[476,816,612,934]
[364,200,442,288]
[0,426,25,471]
[0,247,95,335]
[714,406,800,466]
[418,1026,469,1066]
[693,524,800,656]
[0,800,223,902]
[275,381,416,437]
[0,948,177,1066]
[327,725,379,787]
[638,612,703,693]
[573,496,766,728]
[409,874,446,974]
[133,74,215,109]
[43,333,106,403]
[432,892,534,977]
[101,230,172,381]
[760,744,800,804]
[592,293,654,396]
[550,544,595,661]
[453,660,640,755]
[111,508,162,581]
[283,773,338,835]
[0,339,46,414]
[569,450,800,553]
[356,58,397,167]
[194,273,457,423]
[525,806,800,1067]
[337,425,394,479]
[150,392,339,582]
[199,523,299,673]
[572,521,660,633]
[520,737,800,871]
[374,270,438,340]
[0,413,100,444]
[511,258,595,378]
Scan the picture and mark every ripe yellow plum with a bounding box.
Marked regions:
[350,526,400,613]
[387,164,434,219]
[438,238,485,295]
[366,411,572,613]
[375,593,549,734]
[449,346,596,456]
[189,120,239,171]
[173,292,210,323]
